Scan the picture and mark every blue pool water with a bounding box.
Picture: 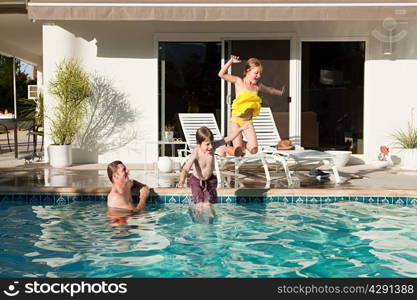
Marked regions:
[1,201,417,278]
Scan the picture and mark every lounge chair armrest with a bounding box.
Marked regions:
[177,148,191,157]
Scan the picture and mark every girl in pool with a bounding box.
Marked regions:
[218,55,286,156]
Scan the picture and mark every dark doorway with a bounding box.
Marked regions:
[301,41,364,153]
[159,42,221,143]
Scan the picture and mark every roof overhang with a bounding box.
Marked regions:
[26,1,417,21]
[0,1,42,66]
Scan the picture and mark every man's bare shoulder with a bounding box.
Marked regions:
[107,189,121,201]
[107,189,133,210]
[107,191,119,205]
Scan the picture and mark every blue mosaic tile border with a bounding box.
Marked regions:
[1,194,417,206]
[0,194,108,205]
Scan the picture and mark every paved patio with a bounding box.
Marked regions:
[0,148,416,194]
[1,127,416,196]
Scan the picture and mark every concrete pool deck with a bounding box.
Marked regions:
[0,147,416,199]
[1,126,416,198]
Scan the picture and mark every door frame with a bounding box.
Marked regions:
[154,32,297,137]
[297,36,369,156]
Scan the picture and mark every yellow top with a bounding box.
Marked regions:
[231,89,262,118]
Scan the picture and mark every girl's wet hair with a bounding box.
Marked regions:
[243,58,262,76]
[196,126,214,144]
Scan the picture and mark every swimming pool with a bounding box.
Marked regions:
[1,199,417,278]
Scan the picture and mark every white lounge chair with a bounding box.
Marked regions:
[252,107,341,185]
[178,113,272,188]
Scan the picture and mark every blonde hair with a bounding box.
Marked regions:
[196,126,214,144]
[243,58,262,77]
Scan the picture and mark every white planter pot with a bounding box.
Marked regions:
[158,156,173,173]
[48,144,72,168]
[324,150,352,168]
[400,149,417,171]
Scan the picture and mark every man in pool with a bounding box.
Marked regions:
[107,160,150,211]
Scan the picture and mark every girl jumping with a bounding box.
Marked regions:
[218,55,286,156]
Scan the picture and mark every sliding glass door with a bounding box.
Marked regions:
[301,41,364,153]
[158,42,221,145]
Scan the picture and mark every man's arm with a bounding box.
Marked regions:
[131,180,149,210]
[136,185,150,210]
[176,150,197,187]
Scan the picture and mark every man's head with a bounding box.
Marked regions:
[107,160,129,183]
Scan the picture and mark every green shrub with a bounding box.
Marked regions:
[48,59,90,145]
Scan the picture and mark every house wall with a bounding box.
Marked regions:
[42,20,417,164]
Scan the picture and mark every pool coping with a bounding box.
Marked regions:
[0,186,417,198]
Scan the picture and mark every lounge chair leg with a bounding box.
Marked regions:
[284,165,294,187]
[332,164,341,184]
[275,156,293,187]
[233,158,243,188]
[235,158,241,179]
[215,158,222,188]
[261,157,271,182]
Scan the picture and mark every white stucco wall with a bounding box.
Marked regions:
[42,20,417,165]
[92,56,157,163]
[366,60,417,162]
[42,24,158,164]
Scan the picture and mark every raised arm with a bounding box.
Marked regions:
[218,55,242,84]
[176,150,197,187]
[259,83,286,96]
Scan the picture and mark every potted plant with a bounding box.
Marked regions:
[163,124,174,141]
[48,59,90,167]
[392,121,417,170]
